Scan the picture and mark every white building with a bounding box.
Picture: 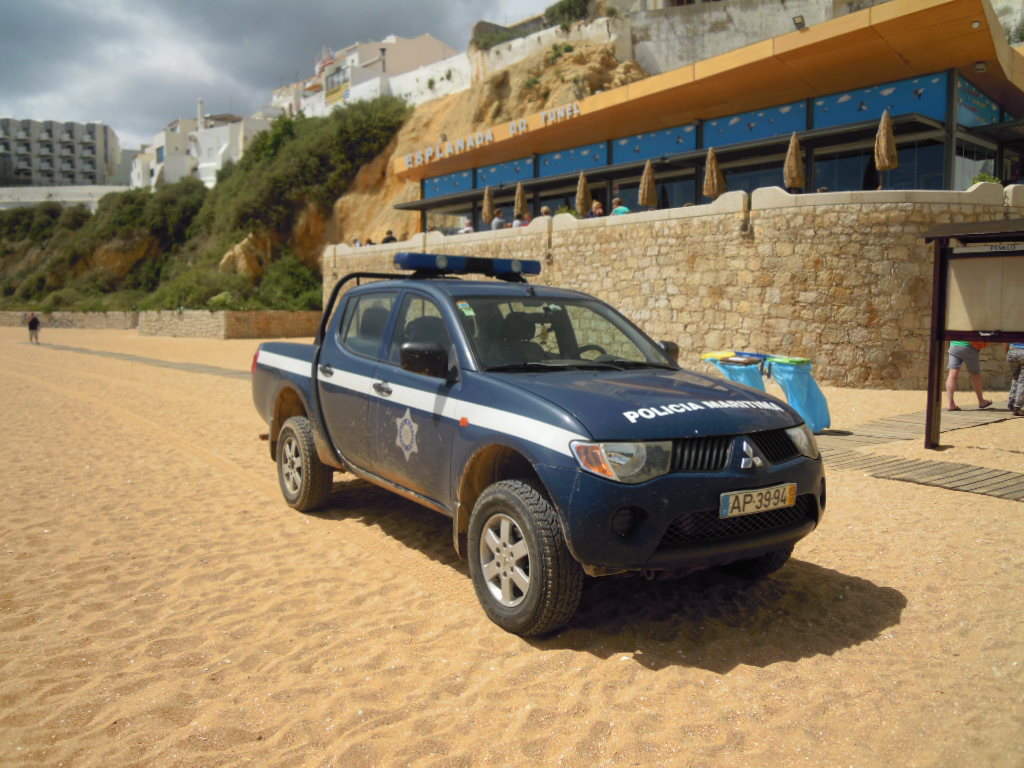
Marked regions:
[272,33,459,117]
[0,118,122,187]
[130,102,273,190]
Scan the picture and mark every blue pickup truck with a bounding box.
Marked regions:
[251,253,826,635]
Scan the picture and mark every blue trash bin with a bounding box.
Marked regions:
[765,357,831,434]
[709,356,766,391]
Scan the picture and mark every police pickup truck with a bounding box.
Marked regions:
[251,253,825,635]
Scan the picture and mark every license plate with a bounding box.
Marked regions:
[719,483,797,518]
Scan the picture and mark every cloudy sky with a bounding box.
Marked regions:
[0,0,551,150]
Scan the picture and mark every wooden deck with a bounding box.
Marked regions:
[816,401,1023,501]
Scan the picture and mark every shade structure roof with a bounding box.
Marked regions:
[923,218,1024,242]
[395,0,1024,183]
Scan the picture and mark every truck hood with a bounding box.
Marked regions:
[497,367,800,440]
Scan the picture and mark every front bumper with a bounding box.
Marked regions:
[560,456,826,573]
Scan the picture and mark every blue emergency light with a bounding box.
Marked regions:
[394,252,541,280]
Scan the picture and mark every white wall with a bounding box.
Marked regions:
[389,53,473,106]
[0,185,129,211]
[628,0,829,76]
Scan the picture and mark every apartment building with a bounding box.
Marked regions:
[272,33,458,117]
[0,119,123,187]
[130,104,272,190]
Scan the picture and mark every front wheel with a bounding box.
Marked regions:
[719,545,793,580]
[468,479,583,636]
[277,416,333,512]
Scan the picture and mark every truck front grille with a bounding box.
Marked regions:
[748,428,800,464]
[672,435,732,472]
[656,494,814,549]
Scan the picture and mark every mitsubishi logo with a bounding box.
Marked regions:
[740,440,763,470]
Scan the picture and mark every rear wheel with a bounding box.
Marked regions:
[277,416,333,511]
[719,545,793,580]
[468,479,583,636]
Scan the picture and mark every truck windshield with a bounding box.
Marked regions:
[453,296,676,371]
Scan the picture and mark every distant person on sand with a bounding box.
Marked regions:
[27,312,40,344]
[945,340,992,411]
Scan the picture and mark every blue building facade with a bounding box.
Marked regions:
[409,70,1017,232]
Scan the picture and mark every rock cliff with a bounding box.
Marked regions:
[333,41,648,246]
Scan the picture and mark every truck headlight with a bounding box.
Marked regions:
[785,424,820,460]
[571,440,673,484]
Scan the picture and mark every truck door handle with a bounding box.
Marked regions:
[373,381,392,396]
[318,364,334,377]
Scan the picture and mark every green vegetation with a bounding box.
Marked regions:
[544,0,589,29]
[0,95,411,313]
[548,42,575,64]
[471,0,590,50]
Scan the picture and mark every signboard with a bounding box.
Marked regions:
[946,251,1024,332]
[922,224,1024,449]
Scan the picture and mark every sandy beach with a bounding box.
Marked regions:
[1,326,1022,768]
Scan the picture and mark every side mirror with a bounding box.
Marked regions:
[660,341,680,365]
[400,342,454,380]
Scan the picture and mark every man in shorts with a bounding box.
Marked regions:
[945,340,992,411]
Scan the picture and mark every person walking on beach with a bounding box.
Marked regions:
[945,340,992,411]
[1006,341,1024,416]
[27,312,40,344]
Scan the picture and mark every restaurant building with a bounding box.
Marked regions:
[393,0,1024,232]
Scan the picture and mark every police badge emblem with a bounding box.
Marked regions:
[395,408,419,461]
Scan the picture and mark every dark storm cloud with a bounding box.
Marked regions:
[0,0,548,150]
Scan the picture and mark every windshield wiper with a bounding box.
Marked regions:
[610,360,677,370]
[486,360,622,372]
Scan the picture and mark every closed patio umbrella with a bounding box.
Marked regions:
[783,132,806,192]
[514,181,527,220]
[703,147,727,199]
[575,172,592,217]
[874,110,898,188]
[482,185,494,228]
[638,159,657,209]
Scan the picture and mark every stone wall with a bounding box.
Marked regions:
[0,310,320,339]
[137,310,320,339]
[322,183,1022,390]
[0,310,136,329]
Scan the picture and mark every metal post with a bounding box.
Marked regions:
[925,236,948,448]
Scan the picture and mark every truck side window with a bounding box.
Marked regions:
[387,295,450,363]
[340,292,396,359]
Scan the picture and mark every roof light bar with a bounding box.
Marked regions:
[394,252,541,280]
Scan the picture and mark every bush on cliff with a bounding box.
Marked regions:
[0,95,410,312]
[197,95,411,238]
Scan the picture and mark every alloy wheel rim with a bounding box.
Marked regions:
[281,434,302,494]
[479,512,531,607]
